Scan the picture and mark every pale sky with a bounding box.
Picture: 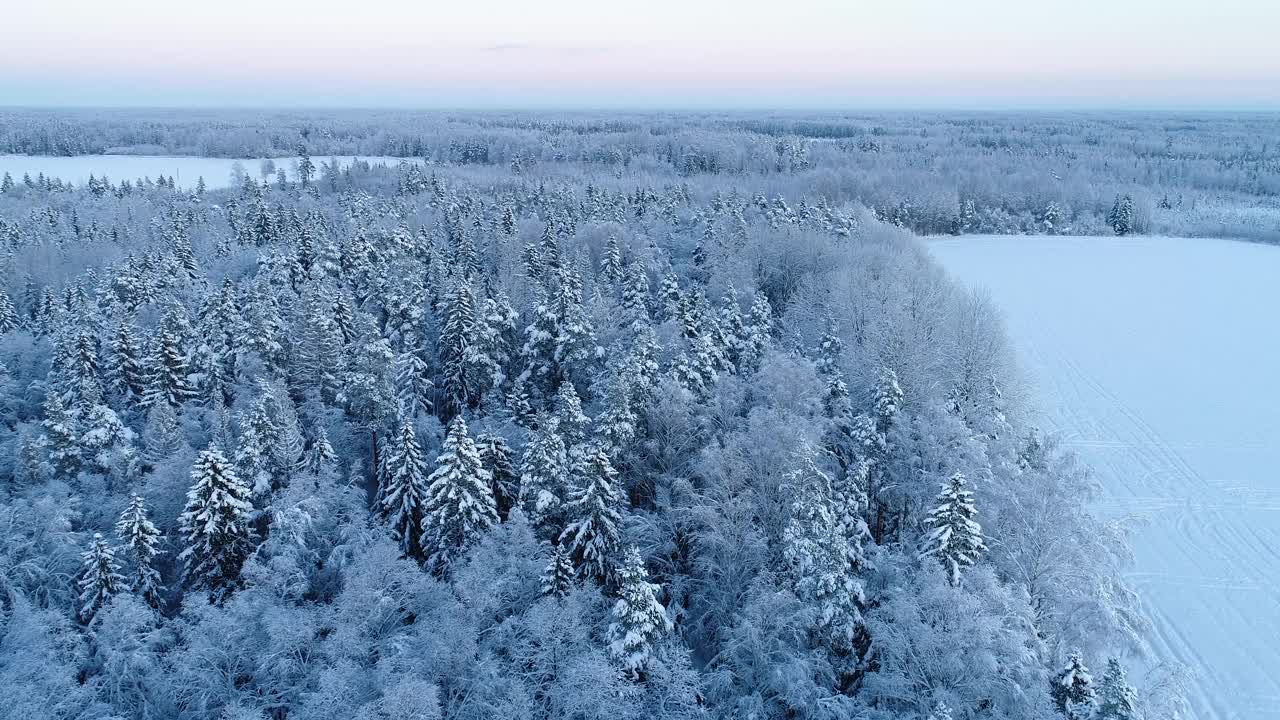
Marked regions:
[1,0,1277,109]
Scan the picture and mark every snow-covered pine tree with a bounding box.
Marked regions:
[80,401,136,475]
[141,400,183,462]
[782,448,864,655]
[1051,652,1098,719]
[338,312,397,431]
[659,269,682,321]
[872,367,903,435]
[1095,658,1139,720]
[395,346,434,421]
[440,277,478,415]
[607,546,671,680]
[306,425,338,474]
[105,321,147,406]
[476,431,519,520]
[596,370,638,461]
[549,267,598,386]
[297,284,344,400]
[377,418,430,561]
[115,494,164,607]
[673,333,719,398]
[520,417,570,535]
[919,472,987,586]
[471,291,518,395]
[601,235,624,287]
[541,543,575,598]
[179,446,254,603]
[1107,195,1135,236]
[236,390,280,497]
[559,447,624,584]
[621,259,651,326]
[0,287,18,334]
[553,381,590,451]
[519,286,560,392]
[832,458,872,575]
[815,317,844,377]
[239,281,287,370]
[422,416,497,574]
[741,290,773,372]
[144,308,196,408]
[42,392,82,479]
[78,533,124,622]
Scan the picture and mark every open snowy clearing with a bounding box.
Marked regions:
[0,154,423,190]
[931,235,1280,720]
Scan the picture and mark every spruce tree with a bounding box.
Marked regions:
[0,287,18,334]
[783,450,864,654]
[307,426,338,474]
[541,543,575,598]
[80,401,135,475]
[1051,652,1098,718]
[815,318,844,377]
[919,472,986,586]
[144,309,196,408]
[596,370,638,461]
[872,367,903,434]
[179,447,254,603]
[236,390,282,497]
[422,417,498,574]
[477,432,520,521]
[559,448,624,584]
[601,235,624,287]
[1095,658,1139,720]
[78,533,124,622]
[141,400,184,462]
[440,278,478,415]
[520,418,570,534]
[553,381,590,451]
[741,291,773,371]
[395,347,434,421]
[42,392,83,479]
[607,546,671,680]
[621,260,651,326]
[115,495,164,607]
[1107,195,1135,236]
[106,321,147,406]
[377,418,430,561]
[472,292,518,394]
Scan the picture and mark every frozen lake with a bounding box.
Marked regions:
[0,154,422,190]
[932,235,1280,720]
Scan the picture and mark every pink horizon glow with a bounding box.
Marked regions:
[3,0,1278,108]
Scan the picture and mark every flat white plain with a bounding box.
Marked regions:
[933,235,1280,720]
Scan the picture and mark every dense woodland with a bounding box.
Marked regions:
[2,109,1279,242]
[0,114,1184,720]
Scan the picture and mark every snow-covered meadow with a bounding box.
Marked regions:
[0,154,421,190]
[932,235,1280,720]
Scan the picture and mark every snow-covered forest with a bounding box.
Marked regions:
[0,112,1172,720]
[3,109,1279,242]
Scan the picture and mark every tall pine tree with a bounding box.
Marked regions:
[919,472,987,586]
[422,417,497,574]
[78,533,124,622]
[377,418,430,561]
[115,494,164,608]
[179,447,254,602]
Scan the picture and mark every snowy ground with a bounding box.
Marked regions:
[0,154,422,190]
[931,235,1280,720]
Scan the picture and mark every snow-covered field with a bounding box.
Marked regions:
[932,235,1280,720]
[0,154,422,190]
